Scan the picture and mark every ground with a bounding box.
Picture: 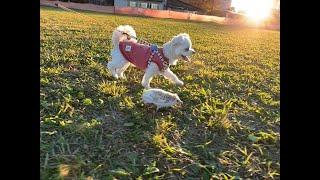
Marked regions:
[40,6,280,179]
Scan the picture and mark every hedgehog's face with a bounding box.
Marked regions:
[173,94,183,105]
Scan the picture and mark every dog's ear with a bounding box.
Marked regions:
[180,33,190,38]
[171,35,184,46]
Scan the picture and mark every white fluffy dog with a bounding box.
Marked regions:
[107,25,195,89]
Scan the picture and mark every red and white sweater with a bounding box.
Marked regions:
[119,41,168,71]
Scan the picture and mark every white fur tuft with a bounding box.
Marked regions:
[111,25,137,49]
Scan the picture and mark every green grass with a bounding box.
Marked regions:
[40,6,280,179]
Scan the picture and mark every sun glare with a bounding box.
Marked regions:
[232,0,275,22]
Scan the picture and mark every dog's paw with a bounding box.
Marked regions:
[141,82,150,89]
[112,74,119,79]
[119,74,126,80]
[143,85,151,89]
[176,80,184,86]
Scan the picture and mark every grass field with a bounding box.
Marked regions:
[40,6,280,179]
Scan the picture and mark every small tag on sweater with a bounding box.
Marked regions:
[125,45,132,52]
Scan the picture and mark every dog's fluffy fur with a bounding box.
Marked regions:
[142,88,183,110]
[107,25,195,89]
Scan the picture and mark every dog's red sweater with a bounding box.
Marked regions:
[119,41,167,71]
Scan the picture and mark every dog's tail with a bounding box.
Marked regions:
[111,25,137,48]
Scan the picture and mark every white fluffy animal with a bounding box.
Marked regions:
[107,25,195,89]
[142,88,183,111]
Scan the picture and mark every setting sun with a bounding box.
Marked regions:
[232,0,276,22]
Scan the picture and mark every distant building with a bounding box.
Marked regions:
[88,0,114,6]
[114,0,167,10]
[166,0,202,12]
[167,0,232,16]
[212,0,232,11]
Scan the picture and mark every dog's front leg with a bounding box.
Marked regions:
[141,63,158,89]
[161,69,184,86]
